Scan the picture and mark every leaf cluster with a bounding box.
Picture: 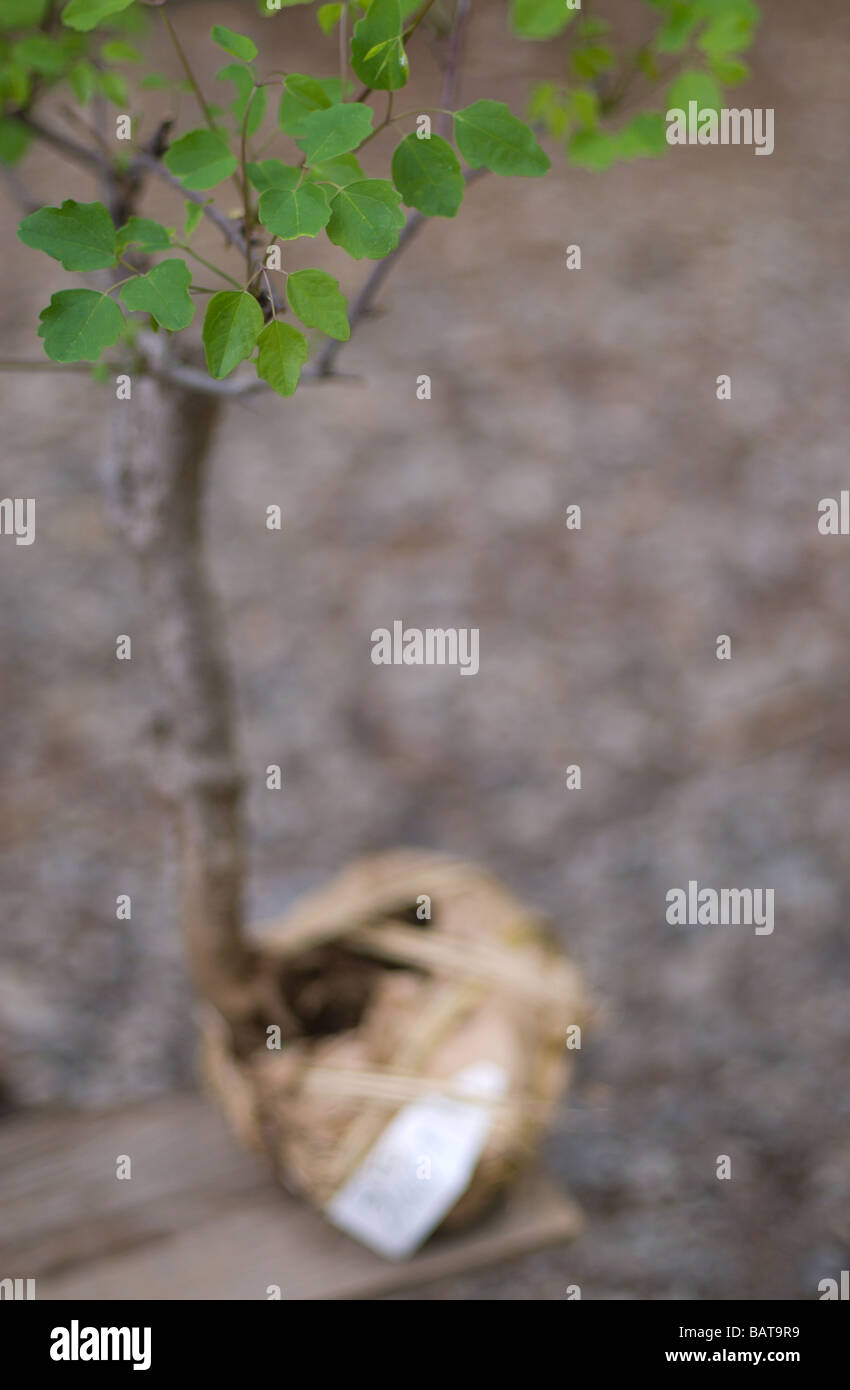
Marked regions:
[7,0,760,394]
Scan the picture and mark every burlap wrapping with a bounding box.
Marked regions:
[201,849,589,1240]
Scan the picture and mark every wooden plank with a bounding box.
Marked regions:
[0,1096,272,1278]
[0,1094,582,1300]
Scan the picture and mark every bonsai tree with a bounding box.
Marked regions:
[1,0,759,1054]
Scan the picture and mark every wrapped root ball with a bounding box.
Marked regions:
[202,850,588,1259]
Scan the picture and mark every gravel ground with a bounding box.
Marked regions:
[1,0,849,1299]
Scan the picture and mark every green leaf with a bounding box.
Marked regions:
[0,63,31,108]
[638,48,661,82]
[202,291,264,378]
[38,289,124,362]
[69,60,97,104]
[116,215,172,252]
[139,72,173,90]
[351,0,408,91]
[325,178,404,259]
[278,74,343,135]
[246,159,300,193]
[101,4,144,35]
[510,0,575,40]
[258,181,331,240]
[614,111,668,160]
[216,64,267,137]
[666,68,723,114]
[12,36,69,77]
[1,1,50,28]
[653,1,699,53]
[391,132,463,217]
[571,44,614,80]
[211,25,258,63]
[0,116,30,166]
[164,129,238,190]
[256,320,309,398]
[317,4,343,35]
[184,201,208,237]
[569,87,600,131]
[18,199,116,270]
[566,127,620,171]
[528,81,564,132]
[100,38,142,63]
[97,68,128,106]
[709,55,749,85]
[454,100,550,177]
[295,103,373,164]
[61,0,135,32]
[696,1,759,59]
[286,268,349,341]
[306,153,365,188]
[120,259,194,331]
[576,16,611,38]
[567,112,668,170]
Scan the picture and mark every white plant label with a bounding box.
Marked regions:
[325,1062,508,1260]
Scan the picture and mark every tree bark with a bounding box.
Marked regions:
[103,343,280,1049]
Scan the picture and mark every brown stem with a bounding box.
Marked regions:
[404,0,440,41]
[162,7,217,134]
[103,344,281,1047]
[439,0,471,137]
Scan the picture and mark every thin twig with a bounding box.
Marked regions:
[405,0,440,42]
[131,152,247,256]
[262,268,276,319]
[162,8,217,134]
[339,3,349,93]
[175,240,244,290]
[356,89,395,153]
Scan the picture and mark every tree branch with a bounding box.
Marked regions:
[130,152,248,256]
[20,112,110,173]
[153,358,360,397]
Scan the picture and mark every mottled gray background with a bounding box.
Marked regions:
[1,0,848,1298]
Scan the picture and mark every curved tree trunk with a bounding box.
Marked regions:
[103,352,279,1049]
